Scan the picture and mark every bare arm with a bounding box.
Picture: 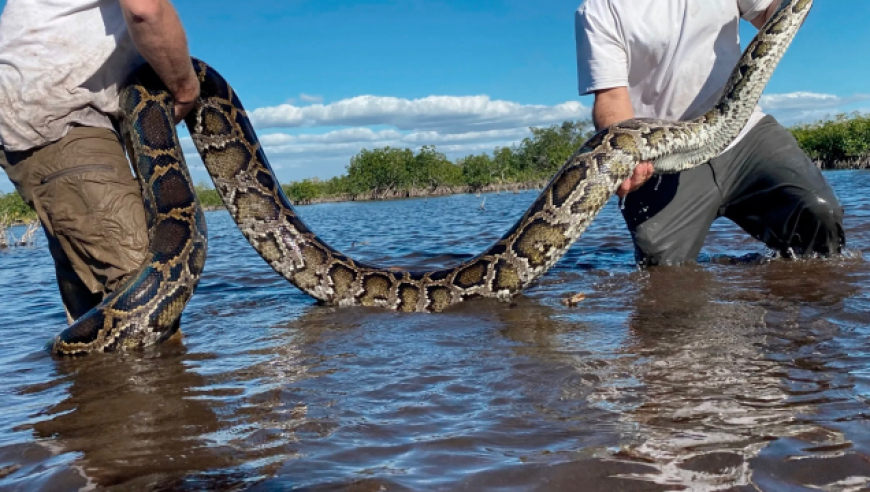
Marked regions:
[119,0,198,123]
[750,0,781,29]
[592,87,654,197]
[592,87,635,130]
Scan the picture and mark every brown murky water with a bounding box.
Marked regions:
[2,170,870,491]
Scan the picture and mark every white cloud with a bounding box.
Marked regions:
[759,91,870,125]
[760,92,870,111]
[249,95,588,134]
[298,93,324,104]
[257,127,530,147]
[178,96,592,183]
[258,128,403,146]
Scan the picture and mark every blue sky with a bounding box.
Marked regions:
[1,0,869,191]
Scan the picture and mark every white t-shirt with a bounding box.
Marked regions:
[0,0,143,151]
[575,0,775,150]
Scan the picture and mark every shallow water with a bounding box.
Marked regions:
[2,171,870,491]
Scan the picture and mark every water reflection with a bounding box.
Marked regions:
[606,266,787,489]
[14,315,328,490]
[22,344,238,489]
[608,262,870,490]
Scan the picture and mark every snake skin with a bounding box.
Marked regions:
[51,0,810,354]
[51,65,209,355]
[192,0,812,311]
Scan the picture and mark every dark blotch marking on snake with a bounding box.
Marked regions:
[234,187,281,222]
[453,260,490,289]
[153,167,195,215]
[329,263,357,297]
[113,270,162,312]
[255,169,275,191]
[200,107,234,137]
[205,141,253,182]
[425,286,452,312]
[57,311,106,346]
[397,283,421,312]
[494,260,521,292]
[150,219,193,265]
[552,165,588,208]
[137,101,176,151]
[359,274,392,306]
[294,244,328,290]
[512,218,569,268]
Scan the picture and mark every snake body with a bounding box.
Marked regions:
[52,65,209,355]
[52,0,810,354]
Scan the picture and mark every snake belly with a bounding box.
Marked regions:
[51,66,209,355]
[191,0,812,313]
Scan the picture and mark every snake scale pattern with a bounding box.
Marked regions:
[51,67,209,355]
[52,0,812,354]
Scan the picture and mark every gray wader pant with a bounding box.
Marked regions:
[622,115,845,266]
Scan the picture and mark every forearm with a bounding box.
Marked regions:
[592,86,635,130]
[590,86,654,196]
[120,0,197,102]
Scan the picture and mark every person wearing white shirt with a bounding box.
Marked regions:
[575,0,844,265]
[0,0,199,322]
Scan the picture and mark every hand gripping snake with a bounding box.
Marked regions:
[51,0,813,354]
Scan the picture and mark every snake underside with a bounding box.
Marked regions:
[51,0,811,354]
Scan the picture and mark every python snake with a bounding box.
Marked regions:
[52,0,812,354]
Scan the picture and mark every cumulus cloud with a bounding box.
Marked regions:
[760,91,870,125]
[178,125,527,182]
[760,92,870,111]
[178,95,592,183]
[257,127,531,147]
[249,95,589,134]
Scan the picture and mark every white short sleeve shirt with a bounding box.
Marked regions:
[0,0,143,151]
[575,0,775,148]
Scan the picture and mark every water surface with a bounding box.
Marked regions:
[2,171,870,491]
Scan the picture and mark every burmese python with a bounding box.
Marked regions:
[52,0,811,354]
[51,66,209,355]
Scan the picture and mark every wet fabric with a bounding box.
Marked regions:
[0,0,142,151]
[1,126,149,321]
[621,115,846,266]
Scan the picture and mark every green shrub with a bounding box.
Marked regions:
[791,112,870,163]
[0,191,36,222]
[194,181,224,209]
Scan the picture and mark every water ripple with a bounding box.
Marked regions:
[0,173,869,490]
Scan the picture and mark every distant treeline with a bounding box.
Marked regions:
[193,120,592,207]
[3,113,870,222]
[791,112,870,169]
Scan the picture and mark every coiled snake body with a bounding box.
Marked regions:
[52,0,812,354]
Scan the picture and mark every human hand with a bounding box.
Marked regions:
[171,72,200,124]
[616,161,654,198]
